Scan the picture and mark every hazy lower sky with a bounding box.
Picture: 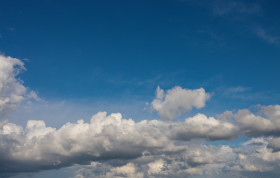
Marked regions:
[1,0,280,177]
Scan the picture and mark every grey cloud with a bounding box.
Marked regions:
[71,144,238,178]
[267,137,280,152]
[71,137,280,178]
[234,105,280,137]
[230,137,280,173]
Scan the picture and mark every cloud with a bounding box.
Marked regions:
[182,0,262,17]
[0,55,40,120]
[0,55,27,116]
[151,86,210,120]
[70,136,280,178]
[267,137,280,152]
[0,111,239,176]
[212,1,261,16]
[234,105,280,137]
[255,27,280,44]
[71,144,238,178]
[170,113,238,141]
[2,55,280,177]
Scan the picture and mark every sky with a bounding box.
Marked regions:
[0,0,280,177]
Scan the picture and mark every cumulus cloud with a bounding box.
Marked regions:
[170,113,238,141]
[0,55,27,116]
[0,111,238,175]
[234,105,280,137]
[71,144,239,178]
[0,55,39,117]
[3,55,280,177]
[70,135,280,178]
[151,86,210,120]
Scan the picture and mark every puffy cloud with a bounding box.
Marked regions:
[228,137,280,174]
[0,55,27,116]
[0,55,39,118]
[3,54,280,177]
[170,113,238,141]
[71,136,280,178]
[151,86,210,120]
[105,163,144,178]
[234,105,280,137]
[71,144,238,178]
[1,108,280,177]
[147,159,165,175]
[0,111,237,175]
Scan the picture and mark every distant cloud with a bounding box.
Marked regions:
[223,86,249,95]
[151,86,210,120]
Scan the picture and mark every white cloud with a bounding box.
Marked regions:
[0,55,39,117]
[0,55,27,116]
[3,54,280,177]
[147,159,165,175]
[0,111,238,175]
[151,86,210,120]
[170,113,238,141]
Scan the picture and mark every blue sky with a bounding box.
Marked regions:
[1,0,280,102]
[1,0,280,177]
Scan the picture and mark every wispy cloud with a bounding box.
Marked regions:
[6,27,15,32]
[212,1,262,16]
[255,27,280,44]
[181,0,262,17]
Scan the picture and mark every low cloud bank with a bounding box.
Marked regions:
[0,111,238,174]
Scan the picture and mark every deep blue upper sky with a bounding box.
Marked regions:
[1,0,280,113]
